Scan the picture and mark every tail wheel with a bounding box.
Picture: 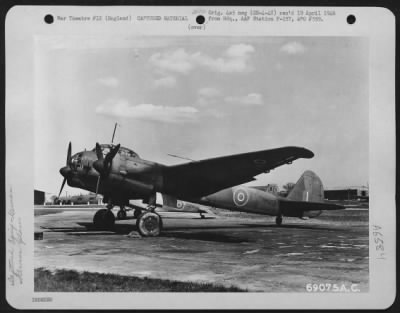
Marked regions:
[136,212,162,237]
[93,209,115,229]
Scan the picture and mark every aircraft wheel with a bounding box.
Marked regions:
[136,212,162,237]
[93,209,115,229]
[133,209,142,219]
[276,215,282,226]
[117,210,127,220]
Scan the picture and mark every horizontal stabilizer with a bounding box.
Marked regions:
[280,199,345,217]
[281,170,344,217]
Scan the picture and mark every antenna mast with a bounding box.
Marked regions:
[111,122,118,144]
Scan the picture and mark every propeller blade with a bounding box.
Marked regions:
[104,144,120,165]
[58,177,67,198]
[103,144,120,173]
[93,143,120,181]
[95,142,103,161]
[66,141,72,165]
[95,175,101,196]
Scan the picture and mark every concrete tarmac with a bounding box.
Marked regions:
[34,207,369,291]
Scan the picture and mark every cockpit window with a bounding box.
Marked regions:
[119,147,138,158]
[71,153,83,169]
[91,144,139,158]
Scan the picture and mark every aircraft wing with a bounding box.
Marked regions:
[163,146,314,198]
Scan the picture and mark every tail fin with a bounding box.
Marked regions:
[286,170,324,203]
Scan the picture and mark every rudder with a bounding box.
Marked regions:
[286,170,324,203]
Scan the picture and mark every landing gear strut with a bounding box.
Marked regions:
[133,209,142,219]
[93,202,115,229]
[276,215,283,226]
[117,206,127,220]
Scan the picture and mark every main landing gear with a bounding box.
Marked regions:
[93,203,115,230]
[117,206,127,220]
[134,199,163,237]
[133,208,142,219]
[275,215,283,226]
[136,210,163,237]
[93,200,163,237]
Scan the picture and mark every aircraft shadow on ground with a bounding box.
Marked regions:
[161,231,252,243]
[163,223,267,231]
[44,222,258,241]
[240,223,338,231]
[61,222,263,238]
[75,222,137,234]
[41,221,339,238]
[42,222,136,235]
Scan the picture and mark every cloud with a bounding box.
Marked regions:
[280,41,306,55]
[198,87,221,98]
[203,108,225,119]
[225,93,263,105]
[97,77,119,87]
[225,44,255,58]
[95,99,198,123]
[149,48,194,74]
[149,44,255,74]
[154,76,177,88]
[196,87,222,106]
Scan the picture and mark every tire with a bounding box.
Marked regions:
[117,210,127,220]
[136,212,162,237]
[93,209,115,229]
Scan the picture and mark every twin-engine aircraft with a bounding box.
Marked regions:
[58,142,344,236]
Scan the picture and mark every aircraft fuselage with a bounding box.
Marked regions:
[196,186,280,216]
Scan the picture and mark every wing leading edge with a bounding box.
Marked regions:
[162,146,314,198]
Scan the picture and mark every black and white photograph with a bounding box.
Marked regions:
[5,6,396,309]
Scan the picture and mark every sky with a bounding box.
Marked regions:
[32,36,369,195]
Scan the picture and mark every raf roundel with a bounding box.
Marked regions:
[233,188,250,207]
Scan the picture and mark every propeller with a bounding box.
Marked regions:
[58,177,67,198]
[95,142,103,161]
[58,142,72,198]
[93,143,120,195]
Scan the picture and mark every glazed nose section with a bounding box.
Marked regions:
[59,166,72,178]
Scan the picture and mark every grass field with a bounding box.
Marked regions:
[34,268,246,292]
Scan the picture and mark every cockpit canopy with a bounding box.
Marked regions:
[91,144,139,158]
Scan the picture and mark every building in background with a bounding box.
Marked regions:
[324,186,369,201]
[53,192,103,205]
[34,189,45,205]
